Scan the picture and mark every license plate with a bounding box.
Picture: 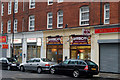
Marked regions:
[92,68,96,70]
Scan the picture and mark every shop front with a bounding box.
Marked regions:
[13,39,22,63]
[94,26,120,73]
[27,38,41,60]
[46,36,63,63]
[70,35,91,60]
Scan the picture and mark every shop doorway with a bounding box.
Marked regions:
[14,46,22,63]
[70,46,91,60]
[47,45,63,63]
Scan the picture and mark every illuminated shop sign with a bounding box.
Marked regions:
[13,39,22,44]
[47,37,63,44]
[2,44,8,49]
[95,27,120,34]
[37,38,42,46]
[0,36,7,43]
[27,38,36,43]
[70,35,90,45]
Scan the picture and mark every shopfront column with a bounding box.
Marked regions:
[22,38,27,63]
[63,36,70,61]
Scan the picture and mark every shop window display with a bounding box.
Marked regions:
[27,45,41,60]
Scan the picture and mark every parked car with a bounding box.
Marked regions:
[0,57,20,70]
[19,58,56,74]
[50,59,99,78]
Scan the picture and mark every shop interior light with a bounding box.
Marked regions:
[52,49,57,52]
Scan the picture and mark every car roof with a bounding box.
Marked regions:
[66,59,90,61]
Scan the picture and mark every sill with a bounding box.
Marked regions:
[48,3,53,6]
[29,7,35,9]
[79,24,89,26]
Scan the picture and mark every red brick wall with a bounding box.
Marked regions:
[1,2,120,34]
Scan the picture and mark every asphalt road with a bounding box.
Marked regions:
[0,70,119,80]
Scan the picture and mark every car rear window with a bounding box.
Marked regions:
[86,61,97,66]
[41,58,51,62]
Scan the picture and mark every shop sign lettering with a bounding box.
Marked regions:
[70,35,88,45]
[0,36,7,43]
[95,27,120,34]
[82,29,90,36]
[47,37,63,44]
[27,38,36,42]
[13,39,22,44]
[2,44,8,49]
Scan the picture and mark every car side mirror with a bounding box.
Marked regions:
[26,61,29,63]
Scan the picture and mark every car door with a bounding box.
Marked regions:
[67,60,78,73]
[32,59,41,71]
[24,59,34,70]
[59,60,70,73]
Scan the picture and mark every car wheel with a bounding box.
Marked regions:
[7,66,11,70]
[73,70,79,78]
[50,67,56,74]
[20,66,25,72]
[37,67,42,74]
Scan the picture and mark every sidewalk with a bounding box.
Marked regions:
[95,72,120,79]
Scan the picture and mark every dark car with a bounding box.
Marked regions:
[0,57,20,70]
[50,59,99,78]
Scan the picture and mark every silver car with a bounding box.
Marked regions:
[19,58,56,73]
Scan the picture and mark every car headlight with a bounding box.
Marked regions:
[11,64,17,66]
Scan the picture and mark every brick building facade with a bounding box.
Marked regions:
[0,1,120,73]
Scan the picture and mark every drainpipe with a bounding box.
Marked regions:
[100,0,103,25]
[11,0,15,58]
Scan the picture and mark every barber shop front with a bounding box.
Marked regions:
[70,35,91,60]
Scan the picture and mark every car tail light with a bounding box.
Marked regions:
[84,65,88,70]
[45,64,50,66]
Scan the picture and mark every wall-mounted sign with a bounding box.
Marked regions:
[47,37,63,44]
[37,38,42,46]
[70,35,89,45]
[82,29,90,36]
[27,38,36,43]
[0,36,7,43]
[13,39,22,44]
[95,27,120,34]
[2,44,8,49]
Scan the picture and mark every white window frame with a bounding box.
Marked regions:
[104,3,110,24]
[48,0,53,5]
[14,19,18,33]
[57,10,63,28]
[29,15,35,31]
[58,0,63,3]
[80,6,89,26]
[1,3,4,16]
[14,0,18,13]
[29,0,35,9]
[1,22,3,34]
[7,20,11,33]
[47,12,53,29]
[8,0,12,15]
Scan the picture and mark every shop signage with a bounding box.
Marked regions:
[37,38,42,46]
[27,38,36,43]
[95,27,120,34]
[0,36,7,43]
[47,37,63,44]
[82,29,90,36]
[2,44,8,49]
[70,35,88,45]
[13,39,22,44]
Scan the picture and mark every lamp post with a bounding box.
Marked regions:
[11,0,15,58]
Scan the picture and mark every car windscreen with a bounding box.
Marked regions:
[41,58,51,62]
[7,58,17,63]
[85,61,97,66]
